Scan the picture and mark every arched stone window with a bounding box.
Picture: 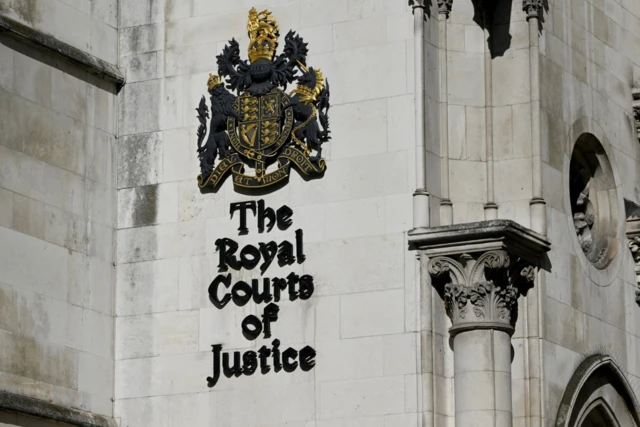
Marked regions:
[555,355,640,427]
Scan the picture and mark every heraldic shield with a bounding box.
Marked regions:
[195,7,331,193]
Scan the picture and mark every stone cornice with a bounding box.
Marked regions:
[0,391,117,427]
[0,14,125,89]
[408,219,551,263]
[523,0,544,20]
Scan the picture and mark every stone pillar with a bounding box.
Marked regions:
[409,220,550,427]
[429,250,535,427]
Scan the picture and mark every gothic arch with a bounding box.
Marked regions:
[555,355,640,427]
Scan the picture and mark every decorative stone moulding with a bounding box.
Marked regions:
[625,216,640,305]
[633,88,640,141]
[408,220,551,335]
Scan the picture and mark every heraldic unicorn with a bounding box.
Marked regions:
[195,8,331,192]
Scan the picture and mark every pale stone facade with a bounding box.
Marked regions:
[0,0,639,426]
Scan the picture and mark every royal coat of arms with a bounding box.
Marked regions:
[195,8,331,192]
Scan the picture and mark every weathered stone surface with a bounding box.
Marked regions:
[116,132,162,188]
[0,13,123,86]
[0,391,116,427]
[0,2,118,422]
[3,0,640,426]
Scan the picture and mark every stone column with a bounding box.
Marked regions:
[409,220,550,427]
[429,250,535,427]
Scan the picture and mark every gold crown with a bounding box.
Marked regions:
[207,74,221,90]
[247,8,279,63]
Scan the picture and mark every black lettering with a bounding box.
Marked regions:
[231,281,252,306]
[230,201,256,235]
[240,244,261,270]
[242,351,258,376]
[272,277,288,302]
[282,348,298,373]
[277,240,295,267]
[241,315,262,340]
[261,303,279,339]
[258,345,271,374]
[296,229,306,263]
[299,274,315,300]
[206,344,222,388]
[222,351,243,378]
[272,339,282,373]
[287,272,299,301]
[258,241,278,275]
[215,238,241,272]
[277,205,294,231]
[251,278,273,304]
[299,346,316,372]
[258,199,276,233]
[208,274,232,309]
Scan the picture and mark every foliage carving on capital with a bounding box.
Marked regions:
[523,0,544,19]
[428,250,536,334]
[437,0,453,16]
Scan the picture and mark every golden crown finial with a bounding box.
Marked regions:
[207,74,221,90]
[247,7,279,63]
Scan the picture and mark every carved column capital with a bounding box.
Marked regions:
[523,0,544,20]
[437,0,453,17]
[428,250,536,335]
[408,0,426,11]
[409,219,551,334]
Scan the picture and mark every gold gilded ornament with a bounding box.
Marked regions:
[194,8,332,193]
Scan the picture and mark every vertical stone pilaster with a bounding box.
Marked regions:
[632,89,640,142]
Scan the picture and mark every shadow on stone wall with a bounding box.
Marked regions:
[471,0,512,58]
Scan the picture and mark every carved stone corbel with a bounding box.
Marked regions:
[523,0,544,20]
[632,89,640,142]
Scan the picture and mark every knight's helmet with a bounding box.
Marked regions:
[247,8,280,63]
